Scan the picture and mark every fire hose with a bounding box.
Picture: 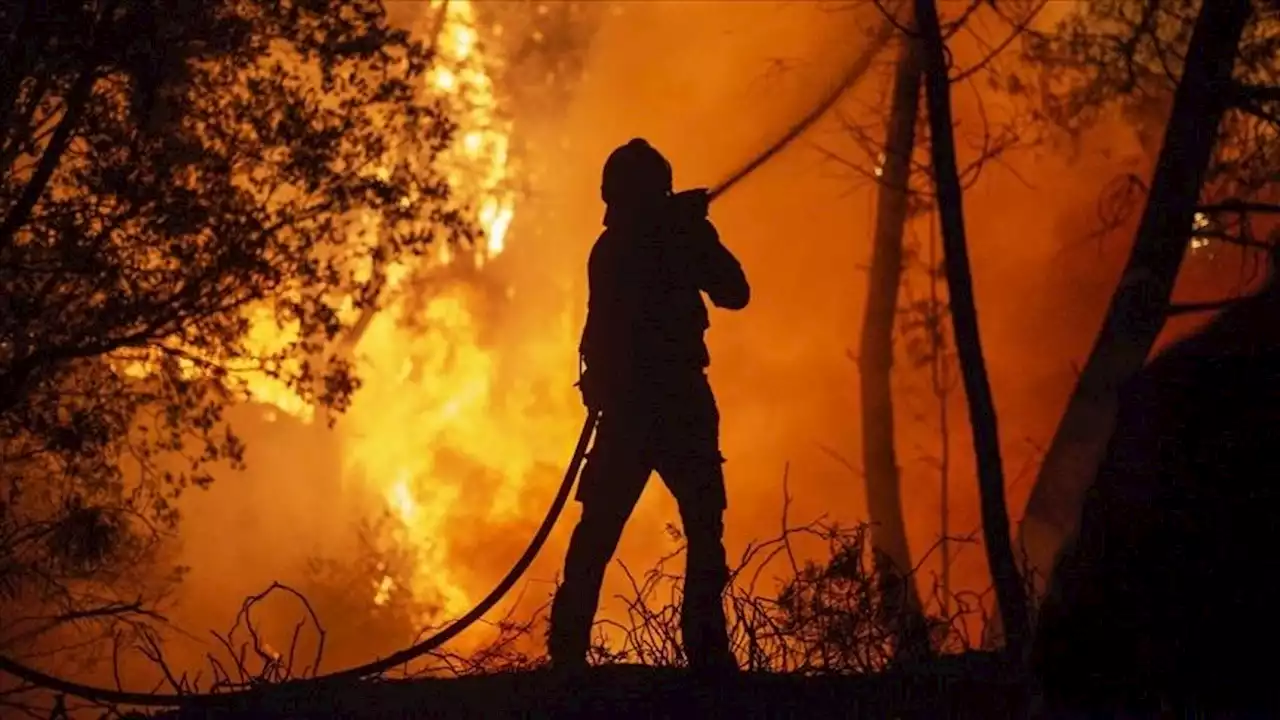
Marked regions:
[0,21,893,709]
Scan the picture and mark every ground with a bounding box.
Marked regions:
[152,653,1030,719]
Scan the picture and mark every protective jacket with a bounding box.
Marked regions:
[579,197,748,408]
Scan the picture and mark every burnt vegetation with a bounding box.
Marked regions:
[2,0,1279,717]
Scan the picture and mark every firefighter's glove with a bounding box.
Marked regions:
[669,188,710,223]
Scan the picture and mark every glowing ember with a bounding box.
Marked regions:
[1190,211,1212,253]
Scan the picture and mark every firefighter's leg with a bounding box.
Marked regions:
[662,459,733,669]
[548,420,650,667]
[656,379,734,669]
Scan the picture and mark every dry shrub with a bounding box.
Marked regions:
[2,512,1002,717]
[585,518,991,673]
[173,513,998,685]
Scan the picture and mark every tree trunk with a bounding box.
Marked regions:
[1014,0,1253,603]
[858,27,929,660]
[914,0,1029,659]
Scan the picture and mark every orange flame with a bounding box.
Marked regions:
[235,0,544,618]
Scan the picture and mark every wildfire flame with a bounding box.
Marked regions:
[316,0,524,615]
[124,0,542,619]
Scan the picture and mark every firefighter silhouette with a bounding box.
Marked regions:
[548,138,750,671]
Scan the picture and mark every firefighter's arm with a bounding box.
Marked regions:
[579,242,610,368]
[690,219,750,310]
[578,239,632,407]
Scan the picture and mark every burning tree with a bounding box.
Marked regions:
[0,0,474,685]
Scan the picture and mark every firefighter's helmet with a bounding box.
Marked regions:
[601,138,673,205]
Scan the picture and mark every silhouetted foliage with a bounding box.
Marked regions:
[0,0,471,672]
[125,528,1016,718]
[1023,0,1279,237]
[1014,0,1277,599]
[193,518,988,683]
